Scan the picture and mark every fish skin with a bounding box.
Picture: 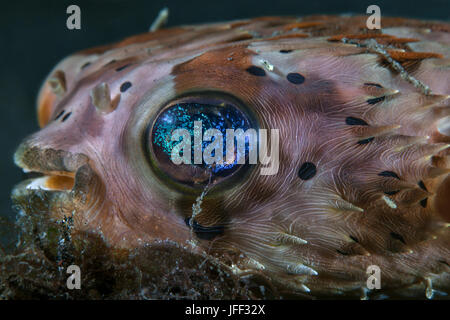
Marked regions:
[12,15,450,298]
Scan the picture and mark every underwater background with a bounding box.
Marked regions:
[0,0,449,299]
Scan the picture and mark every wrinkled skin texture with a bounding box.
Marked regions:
[9,15,450,299]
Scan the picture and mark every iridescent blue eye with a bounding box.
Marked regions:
[149,97,254,187]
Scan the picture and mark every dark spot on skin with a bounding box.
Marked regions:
[279,49,293,53]
[116,64,132,72]
[390,232,406,244]
[336,249,348,255]
[349,235,359,243]
[184,217,224,241]
[104,59,117,66]
[420,198,428,208]
[54,110,65,120]
[287,72,305,84]
[439,260,450,268]
[357,137,374,145]
[379,171,400,180]
[61,112,72,122]
[418,180,428,191]
[120,81,132,92]
[246,66,266,76]
[364,82,383,88]
[367,96,385,105]
[384,190,399,196]
[81,62,91,70]
[298,162,317,180]
[346,117,369,126]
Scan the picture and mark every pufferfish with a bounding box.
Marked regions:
[11,14,450,299]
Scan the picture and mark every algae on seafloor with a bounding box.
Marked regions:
[0,211,274,299]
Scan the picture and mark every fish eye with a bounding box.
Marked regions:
[147,95,256,189]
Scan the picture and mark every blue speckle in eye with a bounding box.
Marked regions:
[152,102,251,173]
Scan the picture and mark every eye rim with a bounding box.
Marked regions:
[144,91,259,195]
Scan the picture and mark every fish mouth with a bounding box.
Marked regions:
[11,143,101,219]
[22,173,76,192]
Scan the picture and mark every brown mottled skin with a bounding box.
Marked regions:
[12,15,450,298]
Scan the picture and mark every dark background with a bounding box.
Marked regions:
[0,0,448,243]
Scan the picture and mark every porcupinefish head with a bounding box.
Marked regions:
[12,15,450,298]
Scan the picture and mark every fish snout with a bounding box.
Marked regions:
[12,141,105,222]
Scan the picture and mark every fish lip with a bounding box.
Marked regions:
[11,143,96,216]
[13,143,89,175]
